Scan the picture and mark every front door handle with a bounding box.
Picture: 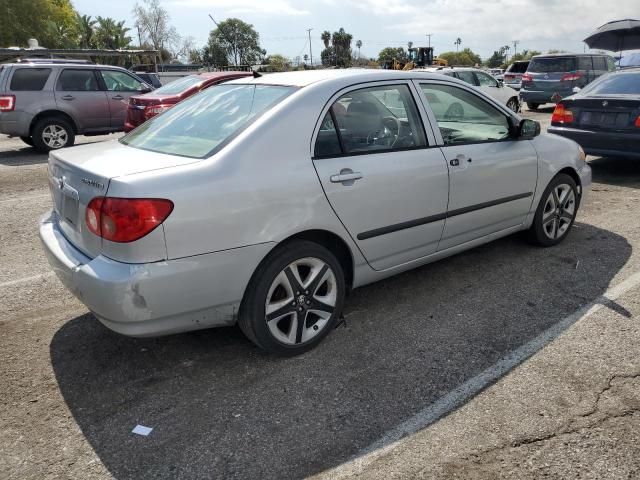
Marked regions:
[112,95,124,100]
[330,168,363,185]
[61,95,75,101]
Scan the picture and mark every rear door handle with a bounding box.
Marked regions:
[112,95,124,100]
[61,95,74,100]
[330,169,363,185]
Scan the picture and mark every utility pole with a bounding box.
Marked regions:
[426,33,432,48]
[307,28,313,67]
[513,40,520,60]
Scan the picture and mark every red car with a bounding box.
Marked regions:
[124,71,253,131]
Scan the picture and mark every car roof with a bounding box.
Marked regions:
[196,71,252,79]
[225,69,454,88]
[531,53,611,59]
[3,62,128,69]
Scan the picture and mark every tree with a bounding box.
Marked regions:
[171,36,196,63]
[454,37,462,52]
[321,31,331,49]
[264,54,291,72]
[94,17,131,50]
[207,18,263,66]
[503,44,510,63]
[377,47,408,67]
[320,28,353,67]
[303,53,309,64]
[133,0,178,62]
[356,39,362,58]
[77,14,97,49]
[438,48,481,66]
[407,41,413,50]
[202,40,229,67]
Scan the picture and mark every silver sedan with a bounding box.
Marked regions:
[39,69,591,355]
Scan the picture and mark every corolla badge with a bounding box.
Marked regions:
[81,178,105,190]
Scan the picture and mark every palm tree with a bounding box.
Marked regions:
[321,31,331,49]
[454,37,462,52]
[503,45,510,63]
[77,14,97,49]
[356,39,362,58]
[407,41,413,50]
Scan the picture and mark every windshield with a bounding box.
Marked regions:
[581,71,640,95]
[529,57,577,73]
[150,75,206,95]
[507,62,529,73]
[121,84,296,158]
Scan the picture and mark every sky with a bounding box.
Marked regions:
[72,0,640,62]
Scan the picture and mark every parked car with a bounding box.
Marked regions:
[124,71,251,132]
[503,60,530,91]
[489,68,505,82]
[39,70,590,355]
[520,53,616,110]
[432,67,520,112]
[132,72,162,89]
[548,68,640,158]
[0,61,153,152]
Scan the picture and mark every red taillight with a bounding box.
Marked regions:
[504,74,515,80]
[561,72,582,82]
[144,104,172,119]
[522,73,533,82]
[0,95,15,112]
[635,116,640,128]
[551,103,574,124]
[85,197,174,243]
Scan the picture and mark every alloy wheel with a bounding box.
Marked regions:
[542,183,576,240]
[264,257,337,345]
[507,98,519,112]
[42,125,68,149]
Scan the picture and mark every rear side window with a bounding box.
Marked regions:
[476,72,498,87]
[508,62,528,73]
[578,57,593,70]
[529,57,577,73]
[592,56,607,71]
[10,68,51,91]
[57,69,100,91]
[606,57,616,71]
[455,71,477,85]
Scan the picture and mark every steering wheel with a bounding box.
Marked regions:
[444,102,464,121]
[382,116,403,146]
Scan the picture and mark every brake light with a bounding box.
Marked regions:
[86,197,174,243]
[521,73,533,82]
[561,73,582,82]
[144,104,172,119]
[504,74,515,80]
[551,103,574,124]
[0,95,15,112]
[636,116,640,128]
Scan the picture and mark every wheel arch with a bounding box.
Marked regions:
[30,110,78,135]
[557,166,582,199]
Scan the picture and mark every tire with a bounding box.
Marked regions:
[32,117,75,153]
[19,136,34,147]
[506,97,519,113]
[527,173,578,247]
[238,240,346,356]
[527,102,540,111]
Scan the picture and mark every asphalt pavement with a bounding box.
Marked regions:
[1,107,639,480]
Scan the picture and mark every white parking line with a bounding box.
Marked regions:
[0,272,55,289]
[0,193,50,205]
[323,270,640,478]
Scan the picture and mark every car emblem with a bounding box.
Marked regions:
[81,178,105,190]
[602,100,608,107]
[544,74,549,79]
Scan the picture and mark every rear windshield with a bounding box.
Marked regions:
[507,62,529,73]
[151,75,205,95]
[581,71,640,95]
[121,84,296,158]
[10,68,51,91]
[528,57,577,73]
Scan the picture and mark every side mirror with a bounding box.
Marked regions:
[572,86,581,94]
[139,84,153,94]
[519,119,541,139]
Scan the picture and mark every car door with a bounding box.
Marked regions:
[312,82,450,271]
[415,81,538,250]
[54,69,110,132]
[99,69,146,129]
[475,71,508,104]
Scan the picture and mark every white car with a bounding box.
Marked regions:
[422,67,520,112]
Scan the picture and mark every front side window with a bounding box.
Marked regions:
[455,71,477,85]
[56,69,100,91]
[101,70,143,92]
[10,68,51,91]
[315,84,426,157]
[420,83,510,146]
[122,84,295,158]
[578,57,593,70]
[606,57,616,71]
[476,72,498,87]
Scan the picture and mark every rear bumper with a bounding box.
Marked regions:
[0,111,30,137]
[548,126,640,159]
[520,88,572,104]
[39,210,275,337]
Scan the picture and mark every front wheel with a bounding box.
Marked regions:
[528,173,578,247]
[32,117,75,153]
[506,97,519,113]
[238,240,346,355]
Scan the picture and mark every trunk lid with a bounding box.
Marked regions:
[564,96,640,131]
[48,140,199,258]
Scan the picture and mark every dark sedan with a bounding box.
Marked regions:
[124,71,252,131]
[548,68,640,159]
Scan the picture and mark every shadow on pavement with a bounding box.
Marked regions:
[589,156,640,190]
[0,147,47,166]
[50,223,631,479]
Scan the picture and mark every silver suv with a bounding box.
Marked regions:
[0,61,152,152]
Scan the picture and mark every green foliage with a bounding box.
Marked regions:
[377,47,408,65]
[77,14,97,49]
[439,48,481,66]
[320,27,353,68]
[94,17,131,50]
[207,18,263,66]
[262,54,291,72]
[202,40,229,67]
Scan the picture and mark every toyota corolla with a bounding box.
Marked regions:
[39,69,591,355]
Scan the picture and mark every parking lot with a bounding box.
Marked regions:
[1,107,640,479]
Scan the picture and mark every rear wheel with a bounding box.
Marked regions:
[32,117,75,153]
[19,136,34,147]
[238,240,346,356]
[506,97,519,113]
[527,102,540,111]
[528,173,578,247]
